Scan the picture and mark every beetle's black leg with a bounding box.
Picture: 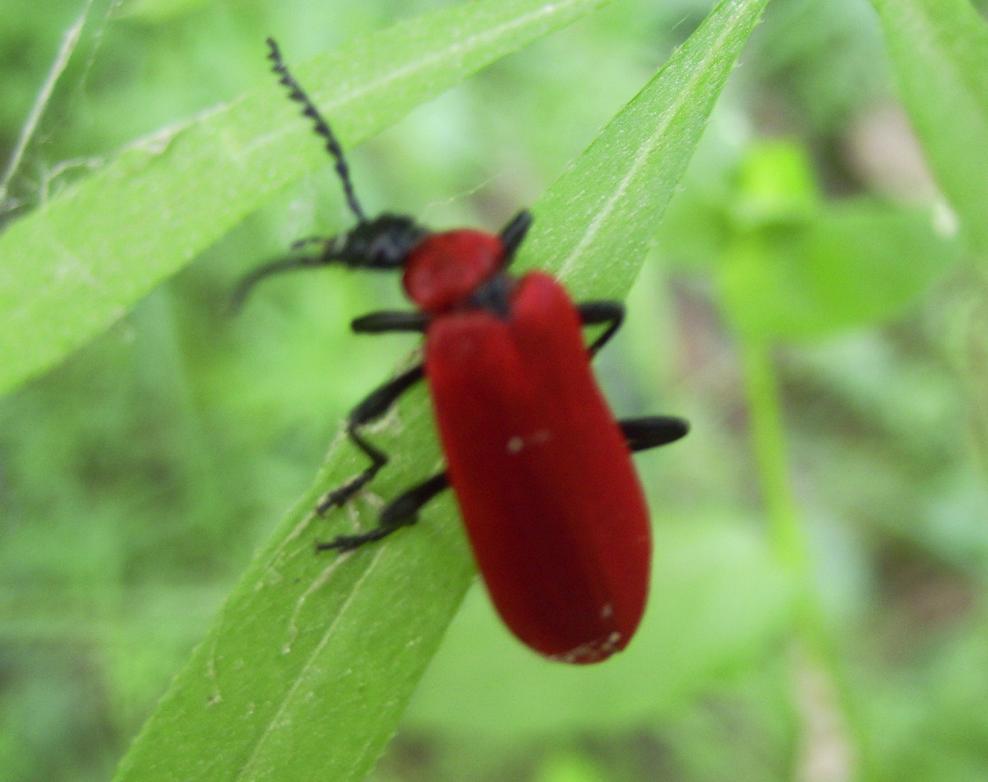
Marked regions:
[619,416,690,452]
[581,306,689,448]
[317,364,426,513]
[578,301,624,357]
[350,311,430,334]
[499,209,533,267]
[317,472,450,551]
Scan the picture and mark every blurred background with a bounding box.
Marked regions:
[1,0,987,780]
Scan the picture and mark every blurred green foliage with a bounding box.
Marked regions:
[0,0,986,781]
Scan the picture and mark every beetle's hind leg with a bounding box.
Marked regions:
[317,472,449,551]
[619,416,689,452]
[317,364,425,513]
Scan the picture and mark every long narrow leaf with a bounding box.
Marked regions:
[114,1,769,780]
[869,0,988,255]
[0,0,607,397]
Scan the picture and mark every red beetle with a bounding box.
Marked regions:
[237,39,689,663]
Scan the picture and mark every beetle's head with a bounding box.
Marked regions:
[230,213,429,310]
[335,213,429,270]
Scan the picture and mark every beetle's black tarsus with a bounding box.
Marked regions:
[578,300,624,356]
[316,363,426,513]
[619,416,690,452]
[316,472,449,552]
[315,525,390,552]
[266,36,366,223]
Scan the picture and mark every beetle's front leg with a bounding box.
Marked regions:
[317,311,431,512]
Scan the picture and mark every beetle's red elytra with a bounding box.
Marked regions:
[236,38,689,664]
[426,272,654,660]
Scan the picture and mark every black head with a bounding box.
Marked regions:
[230,213,428,310]
[335,213,428,270]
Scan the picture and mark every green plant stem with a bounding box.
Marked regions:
[737,335,870,780]
[738,338,808,579]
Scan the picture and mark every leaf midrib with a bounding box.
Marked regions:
[556,1,748,280]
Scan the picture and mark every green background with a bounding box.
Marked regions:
[1,0,986,780]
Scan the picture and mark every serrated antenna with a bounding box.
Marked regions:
[266,36,366,223]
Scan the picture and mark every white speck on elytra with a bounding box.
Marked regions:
[550,630,624,663]
[601,602,614,619]
[507,429,553,454]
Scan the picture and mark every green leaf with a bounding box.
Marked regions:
[114,1,769,780]
[122,0,212,22]
[0,0,608,398]
[869,0,988,256]
[720,199,962,341]
[521,0,769,298]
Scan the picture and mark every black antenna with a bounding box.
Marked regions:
[230,255,331,312]
[266,36,367,223]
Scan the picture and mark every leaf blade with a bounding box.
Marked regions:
[525,0,769,296]
[869,0,988,255]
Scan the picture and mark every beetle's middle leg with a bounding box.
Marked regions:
[317,363,425,513]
